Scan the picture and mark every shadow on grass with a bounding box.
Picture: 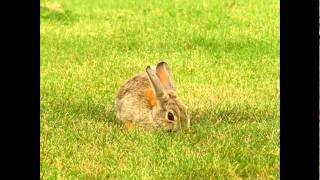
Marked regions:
[41,97,119,126]
[190,103,276,125]
[188,35,277,58]
[42,89,277,131]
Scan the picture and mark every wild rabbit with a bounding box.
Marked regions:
[115,62,190,132]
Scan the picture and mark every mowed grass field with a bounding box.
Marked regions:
[40,0,279,179]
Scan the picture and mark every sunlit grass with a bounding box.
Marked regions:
[40,0,279,179]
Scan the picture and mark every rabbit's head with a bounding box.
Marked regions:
[146,62,190,132]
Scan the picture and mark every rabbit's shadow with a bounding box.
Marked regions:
[47,96,277,131]
[189,103,277,126]
[46,98,120,125]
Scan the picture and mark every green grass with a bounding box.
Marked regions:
[40,0,279,179]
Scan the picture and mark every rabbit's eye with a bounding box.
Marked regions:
[168,112,174,121]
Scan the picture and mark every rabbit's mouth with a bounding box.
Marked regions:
[160,120,179,132]
[164,125,179,132]
[166,129,178,133]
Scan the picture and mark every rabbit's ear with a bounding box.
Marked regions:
[146,66,164,98]
[156,62,176,91]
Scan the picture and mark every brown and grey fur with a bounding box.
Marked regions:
[115,62,190,132]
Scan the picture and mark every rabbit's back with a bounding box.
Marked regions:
[115,73,157,127]
[116,73,149,100]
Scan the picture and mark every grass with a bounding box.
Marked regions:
[40,0,280,179]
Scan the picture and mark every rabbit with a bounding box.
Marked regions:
[115,61,190,132]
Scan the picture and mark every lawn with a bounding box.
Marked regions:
[40,0,280,179]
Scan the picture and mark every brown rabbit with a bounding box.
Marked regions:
[115,62,190,132]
